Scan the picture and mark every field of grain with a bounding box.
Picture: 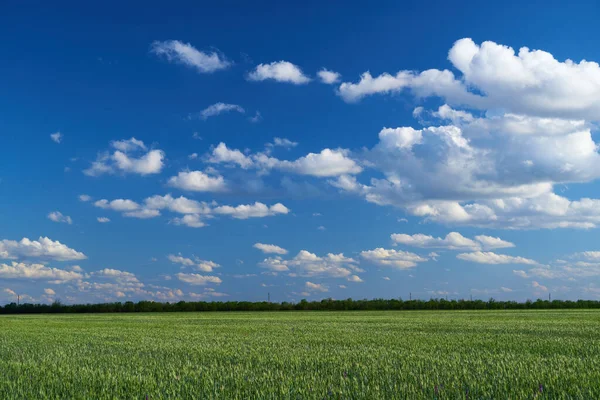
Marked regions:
[0,310,599,398]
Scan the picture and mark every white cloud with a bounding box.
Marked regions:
[176,273,222,285]
[347,275,363,283]
[167,171,227,192]
[197,103,245,120]
[97,217,110,223]
[391,232,514,250]
[500,287,513,292]
[318,68,341,84]
[270,137,298,148]
[95,199,140,212]
[513,270,529,278]
[213,202,289,219]
[305,281,328,292]
[79,194,92,202]
[84,138,164,176]
[249,111,262,123]
[253,243,288,255]
[123,209,161,219]
[144,194,211,215]
[44,288,56,295]
[247,61,310,84]
[170,214,206,228]
[207,143,254,169]
[360,248,427,269]
[168,254,220,272]
[151,40,230,73]
[457,251,538,265]
[0,237,86,261]
[0,262,83,281]
[278,149,362,177]
[383,276,391,281]
[47,211,73,225]
[168,254,195,266]
[259,250,362,279]
[50,132,63,143]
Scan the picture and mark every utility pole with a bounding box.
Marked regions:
[549,293,551,302]
[268,292,270,303]
[409,292,411,301]
[17,294,20,306]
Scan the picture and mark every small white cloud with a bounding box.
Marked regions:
[317,226,326,231]
[97,217,110,223]
[44,288,56,295]
[168,171,227,192]
[196,102,245,120]
[188,153,198,160]
[317,68,341,84]
[249,111,262,123]
[270,137,298,148]
[176,272,222,285]
[50,132,63,143]
[457,252,538,265]
[253,243,288,255]
[383,276,391,281]
[151,40,231,73]
[247,61,311,84]
[532,281,548,292]
[347,275,363,283]
[78,194,92,202]
[305,281,328,292]
[47,211,72,225]
[360,248,427,269]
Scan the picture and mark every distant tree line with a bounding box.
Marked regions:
[2,298,600,314]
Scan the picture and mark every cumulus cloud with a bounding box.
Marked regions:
[79,194,92,202]
[269,137,298,148]
[318,68,341,84]
[391,232,514,250]
[168,254,220,272]
[196,103,245,120]
[151,40,230,73]
[259,250,362,279]
[84,138,164,176]
[305,281,328,292]
[0,237,86,261]
[44,288,56,295]
[167,171,227,192]
[97,217,110,223]
[360,248,427,269]
[207,143,361,177]
[457,251,538,265]
[253,243,288,255]
[176,273,222,285]
[0,262,83,281]
[213,202,289,219]
[47,211,73,225]
[247,61,310,84]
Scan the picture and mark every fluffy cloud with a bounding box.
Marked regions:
[305,281,328,292]
[253,243,288,255]
[79,194,92,202]
[213,202,289,219]
[144,194,211,215]
[95,199,141,212]
[84,138,164,176]
[168,254,220,272]
[167,171,227,192]
[97,217,110,223]
[391,232,514,250]
[151,40,230,73]
[269,137,298,148]
[50,132,63,143]
[318,69,341,84]
[360,248,427,269]
[207,143,361,177]
[176,273,222,285]
[0,237,86,261]
[457,251,538,265]
[247,61,310,84]
[44,288,56,295]
[47,211,73,225]
[0,262,83,281]
[170,214,206,228]
[259,250,362,279]
[196,103,245,120]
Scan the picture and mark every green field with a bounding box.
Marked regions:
[1,311,599,399]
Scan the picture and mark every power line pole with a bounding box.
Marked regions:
[409,292,411,301]
[17,294,20,306]
[268,292,270,303]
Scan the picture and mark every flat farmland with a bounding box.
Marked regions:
[0,310,599,399]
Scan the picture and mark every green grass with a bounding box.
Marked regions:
[0,310,599,399]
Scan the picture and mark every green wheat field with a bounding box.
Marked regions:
[1,310,599,399]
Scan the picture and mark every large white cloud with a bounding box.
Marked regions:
[213,202,289,219]
[151,40,230,73]
[0,262,83,281]
[0,237,86,261]
[176,273,222,285]
[247,61,311,84]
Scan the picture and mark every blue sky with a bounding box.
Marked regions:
[2,0,600,304]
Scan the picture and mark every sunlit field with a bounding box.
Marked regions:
[1,310,599,398]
